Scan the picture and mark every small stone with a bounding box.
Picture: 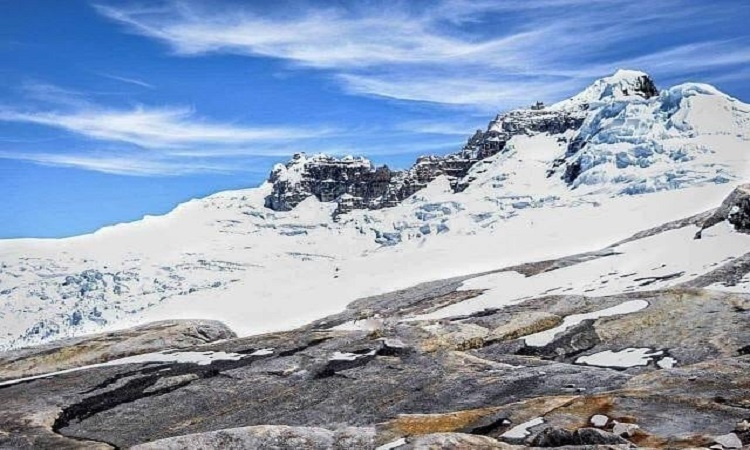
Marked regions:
[612,422,639,437]
[379,338,410,356]
[736,419,750,432]
[590,414,609,428]
[530,427,575,447]
[713,433,743,449]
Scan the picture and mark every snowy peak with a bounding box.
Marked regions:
[555,74,750,194]
[263,70,748,216]
[552,69,659,111]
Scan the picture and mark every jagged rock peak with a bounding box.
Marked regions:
[264,109,586,214]
[262,70,742,215]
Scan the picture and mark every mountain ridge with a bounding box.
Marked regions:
[0,70,748,350]
[264,69,748,216]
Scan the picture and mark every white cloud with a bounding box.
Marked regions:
[93,0,750,108]
[338,73,581,110]
[0,150,239,176]
[0,105,332,149]
[0,85,339,175]
[399,120,486,136]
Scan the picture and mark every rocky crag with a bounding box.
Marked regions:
[264,71,659,216]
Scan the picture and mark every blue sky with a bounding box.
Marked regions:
[2,0,749,238]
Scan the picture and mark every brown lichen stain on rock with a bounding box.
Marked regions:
[419,323,490,352]
[631,431,713,449]
[543,394,616,430]
[487,312,563,343]
[382,396,580,438]
[386,406,501,435]
[3,342,103,378]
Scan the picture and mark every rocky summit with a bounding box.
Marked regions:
[264,70,662,217]
[264,104,588,215]
[1,70,750,449]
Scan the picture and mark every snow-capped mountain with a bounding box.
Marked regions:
[1,69,749,350]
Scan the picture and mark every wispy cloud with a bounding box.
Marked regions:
[98,73,155,89]
[0,103,332,149]
[338,73,582,109]
[399,120,486,136]
[0,82,338,175]
[0,150,240,176]
[0,83,470,175]
[93,0,750,108]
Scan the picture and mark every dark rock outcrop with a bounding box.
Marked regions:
[630,74,659,99]
[574,427,632,446]
[264,72,660,216]
[697,184,750,237]
[529,426,576,446]
[264,108,586,215]
[530,426,632,447]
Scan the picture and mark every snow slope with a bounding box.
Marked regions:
[1,70,749,349]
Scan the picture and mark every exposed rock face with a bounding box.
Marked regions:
[0,320,235,382]
[264,108,586,215]
[264,154,396,213]
[264,72,665,216]
[632,74,659,99]
[131,425,375,450]
[698,184,750,236]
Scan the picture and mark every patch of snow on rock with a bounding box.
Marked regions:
[501,417,545,439]
[575,348,663,368]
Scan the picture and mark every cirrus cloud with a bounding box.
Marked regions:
[93,0,750,108]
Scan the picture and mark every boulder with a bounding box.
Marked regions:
[713,432,743,449]
[612,422,639,437]
[421,323,489,351]
[529,427,576,447]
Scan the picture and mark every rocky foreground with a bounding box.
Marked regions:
[2,188,750,449]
